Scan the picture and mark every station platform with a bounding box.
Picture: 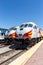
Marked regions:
[9,40,43,65]
[24,41,43,65]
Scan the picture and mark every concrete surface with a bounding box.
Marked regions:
[9,40,43,65]
[24,41,43,65]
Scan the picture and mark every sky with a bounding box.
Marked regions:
[0,0,43,29]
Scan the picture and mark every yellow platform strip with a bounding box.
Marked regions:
[9,40,43,65]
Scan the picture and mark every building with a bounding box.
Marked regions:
[0,28,8,40]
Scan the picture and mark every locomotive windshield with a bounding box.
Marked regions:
[20,24,33,28]
[24,24,28,27]
[28,24,33,27]
[13,28,17,30]
[20,24,24,28]
[10,28,17,30]
[20,24,28,28]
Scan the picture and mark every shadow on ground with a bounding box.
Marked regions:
[9,44,28,50]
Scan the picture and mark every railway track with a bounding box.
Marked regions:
[0,44,10,48]
[0,49,23,65]
[0,47,29,65]
[0,40,38,65]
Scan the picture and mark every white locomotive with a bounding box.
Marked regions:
[4,22,43,47]
[5,26,18,44]
[15,22,43,47]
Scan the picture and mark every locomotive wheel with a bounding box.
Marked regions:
[38,38,40,42]
[28,39,33,47]
[29,38,37,47]
[40,37,41,41]
[4,39,9,45]
[35,39,37,43]
[36,38,38,43]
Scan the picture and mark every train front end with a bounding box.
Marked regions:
[5,27,18,44]
[17,24,32,39]
[16,22,34,46]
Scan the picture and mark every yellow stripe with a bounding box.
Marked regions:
[9,40,43,65]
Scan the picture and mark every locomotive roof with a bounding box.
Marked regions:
[9,26,19,30]
[22,22,37,26]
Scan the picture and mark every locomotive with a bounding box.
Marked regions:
[4,26,18,44]
[5,22,43,48]
[15,22,43,47]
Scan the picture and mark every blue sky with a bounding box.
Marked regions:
[0,0,43,29]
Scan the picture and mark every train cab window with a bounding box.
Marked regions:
[28,24,33,27]
[20,24,24,28]
[9,28,17,31]
[33,26,37,29]
[24,24,28,27]
[13,28,17,30]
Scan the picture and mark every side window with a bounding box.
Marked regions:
[33,26,37,29]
